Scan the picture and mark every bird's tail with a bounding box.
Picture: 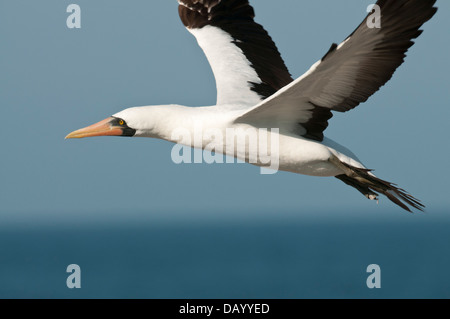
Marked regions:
[334,160,424,213]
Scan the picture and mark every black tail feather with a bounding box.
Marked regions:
[336,163,424,213]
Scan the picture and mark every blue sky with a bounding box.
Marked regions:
[1,0,449,225]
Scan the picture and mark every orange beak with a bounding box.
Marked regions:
[65,117,123,139]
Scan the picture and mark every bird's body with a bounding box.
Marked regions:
[114,104,358,177]
[67,0,438,212]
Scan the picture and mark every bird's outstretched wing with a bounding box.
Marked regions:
[235,0,437,141]
[178,0,293,106]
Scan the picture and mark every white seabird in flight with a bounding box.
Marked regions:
[66,0,438,212]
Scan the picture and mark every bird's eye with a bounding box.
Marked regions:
[119,119,125,126]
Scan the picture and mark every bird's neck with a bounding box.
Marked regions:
[142,105,193,140]
[130,105,236,148]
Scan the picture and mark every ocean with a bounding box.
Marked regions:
[0,211,449,299]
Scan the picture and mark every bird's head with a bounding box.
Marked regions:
[65,107,158,139]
